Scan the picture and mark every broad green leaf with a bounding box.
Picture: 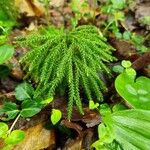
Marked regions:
[89,100,99,110]
[0,44,14,64]
[5,130,25,145]
[20,100,41,117]
[96,109,150,150]
[0,102,19,120]
[115,72,150,110]
[15,82,34,101]
[112,109,150,150]
[0,122,8,138]
[51,109,62,125]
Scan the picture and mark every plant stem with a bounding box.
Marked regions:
[8,113,21,134]
[45,0,50,25]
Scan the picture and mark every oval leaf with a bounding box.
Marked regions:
[0,102,19,121]
[5,130,25,145]
[0,122,8,138]
[51,109,62,125]
[97,109,150,150]
[115,72,150,110]
[40,97,53,105]
[15,82,34,101]
[0,44,14,64]
[20,100,41,117]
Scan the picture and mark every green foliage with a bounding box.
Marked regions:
[20,100,41,117]
[15,82,34,101]
[51,109,62,125]
[0,0,18,35]
[115,61,150,110]
[93,109,150,150]
[0,102,20,121]
[0,44,14,64]
[101,0,126,36]
[4,130,25,145]
[89,100,99,110]
[112,65,124,74]
[0,83,42,121]
[17,25,116,119]
[139,16,150,26]
[0,122,25,149]
[122,32,148,53]
[93,61,150,150]
[0,122,8,138]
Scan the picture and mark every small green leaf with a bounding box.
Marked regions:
[114,11,125,21]
[115,71,150,110]
[0,102,19,120]
[121,60,132,68]
[111,0,126,9]
[131,34,144,45]
[89,100,99,110]
[123,31,131,40]
[51,109,62,125]
[40,97,53,105]
[15,82,34,101]
[5,130,25,145]
[99,104,111,115]
[0,44,14,64]
[112,65,124,73]
[20,100,41,117]
[0,122,8,138]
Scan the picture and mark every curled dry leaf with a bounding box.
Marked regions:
[132,51,150,70]
[61,120,83,136]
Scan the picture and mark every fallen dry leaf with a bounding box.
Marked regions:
[13,123,55,150]
[132,51,150,70]
[61,120,83,136]
[15,0,45,17]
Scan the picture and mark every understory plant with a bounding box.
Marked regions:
[92,61,150,150]
[17,25,116,119]
[0,0,18,36]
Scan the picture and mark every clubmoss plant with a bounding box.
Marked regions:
[18,25,116,119]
